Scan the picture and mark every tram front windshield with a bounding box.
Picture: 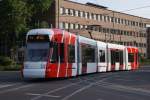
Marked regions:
[25,43,50,62]
[25,35,51,62]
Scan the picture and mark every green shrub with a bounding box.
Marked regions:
[0,56,13,66]
[0,56,21,71]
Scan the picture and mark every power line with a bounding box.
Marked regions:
[120,5,150,13]
[103,5,150,16]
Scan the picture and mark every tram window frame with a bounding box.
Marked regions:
[99,50,105,62]
[128,53,134,62]
[68,45,75,63]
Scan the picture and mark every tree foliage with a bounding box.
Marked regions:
[0,0,53,56]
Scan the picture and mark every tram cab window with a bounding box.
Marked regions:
[50,42,58,63]
[50,43,64,63]
[99,50,105,62]
[60,43,64,63]
[128,53,134,62]
[68,45,75,63]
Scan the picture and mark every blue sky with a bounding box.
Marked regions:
[71,0,150,18]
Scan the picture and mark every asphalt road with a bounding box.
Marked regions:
[0,66,150,100]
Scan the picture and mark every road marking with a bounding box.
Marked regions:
[0,84,14,89]
[27,93,60,98]
[0,84,33,94]
[30,73,116,100]
[96,81,150,96]
[30,81,82,100]
[114,78,134,82]
[61,76,110,100]
[0,83,23,89]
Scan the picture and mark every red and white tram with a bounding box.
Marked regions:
[22,29,139,78]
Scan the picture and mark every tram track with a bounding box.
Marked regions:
[29,73,118,100]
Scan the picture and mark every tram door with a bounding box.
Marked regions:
[81,45,87,74]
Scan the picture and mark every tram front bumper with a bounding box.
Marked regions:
[23,68,46,78]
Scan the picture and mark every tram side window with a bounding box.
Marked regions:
[111,50,115,65]
[119,51,123,65]
[82,45,95,63]
[50,42,58,63]
[59,43,64,63]
[87,47,95,62]
[128,53,134,62]
[115,51,119,62]
[68,45,75,63]
[99,50,105,62]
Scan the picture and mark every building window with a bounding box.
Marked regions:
[70,9,73,16]
[121,19,124,24]
[73,9,75,16]
[59,22,63,29]
[104,16,106,22]
[65,23,69,29]
[100,14,103,21]
[80,11,83,18]
[125,20,127,25]
[85,12,88,19]
[78,24,80,29]
[73,24,75,29]
[83,11,85,18]
[80,25,83,29]
[65,8,69,15]
[70,23,74,29]
[94,14,96,20]
[111,17,114,22]
[118,18,120,24]
[136,22,138,26]
[75,24,78,29]
[91,13,94,19]
[60,7,64,15]
[75,10,78,17]
[78,11,81,17]
[115,18,117,23]
[96,14,99,20]
[89,13,92,19]
[98,15,100,21]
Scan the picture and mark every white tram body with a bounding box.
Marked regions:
[22,29,139,78]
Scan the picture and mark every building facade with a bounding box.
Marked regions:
[46,0,150,57]
[147,27,150,59]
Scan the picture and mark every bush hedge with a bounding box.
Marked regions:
[0,56,21,71]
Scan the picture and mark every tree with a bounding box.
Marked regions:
[0,0,53,56]
[26,0,53,29]
[0,0,30,56]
